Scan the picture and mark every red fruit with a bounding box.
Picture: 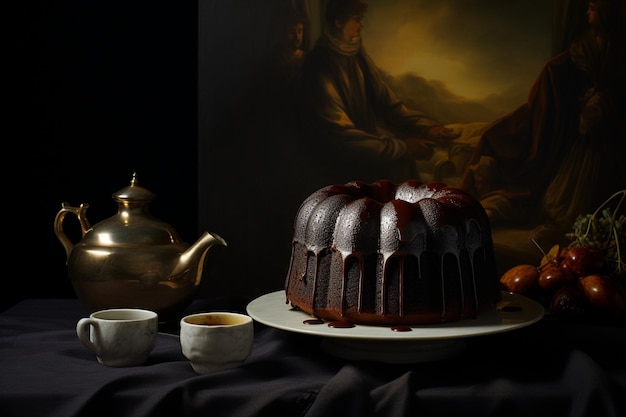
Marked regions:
[579,274,626,317]
[550,285,587,319]
[500,264,540,296]
[563,246,605,277]
[538,263,574,291]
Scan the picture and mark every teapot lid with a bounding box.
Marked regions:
[112,173,156,203]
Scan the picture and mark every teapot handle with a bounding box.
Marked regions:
[54,202,91,263]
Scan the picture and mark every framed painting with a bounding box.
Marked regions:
[197,0,625,300]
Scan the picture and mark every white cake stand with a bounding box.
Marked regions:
[246,290,544,363]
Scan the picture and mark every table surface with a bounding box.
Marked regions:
[1,296,624,417]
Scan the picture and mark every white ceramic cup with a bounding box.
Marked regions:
[76,308,158,367]
[180,312,254,375]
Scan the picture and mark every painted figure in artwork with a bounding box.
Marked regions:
[293,0,458,190]
[460,0,625,241]
[269,11,308,92]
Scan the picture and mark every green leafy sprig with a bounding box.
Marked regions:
[566,190,626,282]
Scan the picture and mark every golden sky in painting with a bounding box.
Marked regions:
[362,0,552,110]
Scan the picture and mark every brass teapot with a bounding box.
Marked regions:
[54,173,227,322]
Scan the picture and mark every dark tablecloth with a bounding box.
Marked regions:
[0,297,624,417]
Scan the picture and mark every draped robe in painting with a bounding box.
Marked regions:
[459,30,626,230]
[294,32,440,189]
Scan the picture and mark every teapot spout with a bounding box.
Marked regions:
[171,231,228,285]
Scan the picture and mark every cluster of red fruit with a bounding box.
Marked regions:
[500,244,626,323]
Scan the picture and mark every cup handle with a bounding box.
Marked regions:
[76,318,100,356]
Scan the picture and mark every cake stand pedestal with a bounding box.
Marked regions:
[321,337,466,363]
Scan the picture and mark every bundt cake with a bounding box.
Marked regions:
[284,180,501,325]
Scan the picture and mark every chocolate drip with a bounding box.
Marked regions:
[391,325,412,332]
[301,250,310,283]
[311,249,321,316]
[455,252,465,317]
[399,256,405,317]
[328,320,354,328]
[340,253,365,317]
[357,255,364,313]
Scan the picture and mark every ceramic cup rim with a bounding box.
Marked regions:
[180,311,252,327]
[90,308,158,322]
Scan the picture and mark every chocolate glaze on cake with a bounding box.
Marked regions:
[284,180,501,325]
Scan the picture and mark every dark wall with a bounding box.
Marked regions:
[7,2,198,311]
[197,1,318,302]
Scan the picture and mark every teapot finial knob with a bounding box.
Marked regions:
[112,173,155,203]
